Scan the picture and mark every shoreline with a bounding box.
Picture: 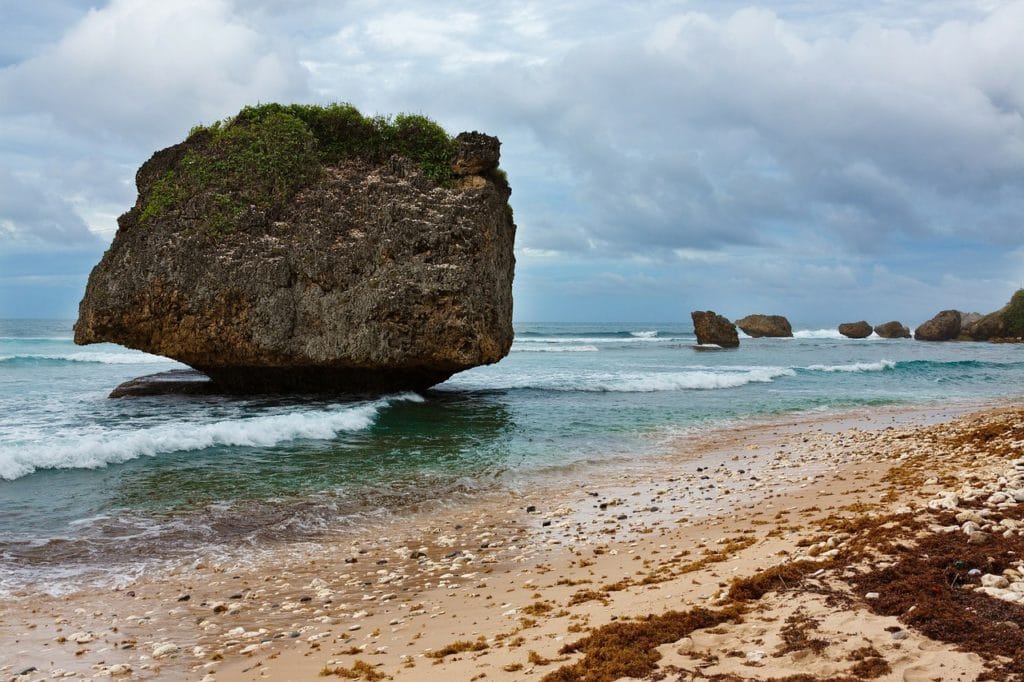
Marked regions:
[0,398,987,600]
[2,398,1022,681]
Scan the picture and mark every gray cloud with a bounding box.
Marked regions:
[0,168,101,248]
[2,1,1023,320]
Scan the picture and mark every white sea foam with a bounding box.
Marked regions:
[0,336,74,341]
[630,330,658,338]
[792,329,845,339]
[511,345,600,353]
[805,360,896,373]
[450,367,795,393]
[512,335,684,345]
[585,368,795,392]
[0,394,423,481]
[0,352,177,365]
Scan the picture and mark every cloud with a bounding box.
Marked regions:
[482,5,1024,258]
[0,0,309,143]
[2,1,1023,321]
[0,169,102,249]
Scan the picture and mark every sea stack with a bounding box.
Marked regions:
[691,311,740,348]
[735,314,793,338]
[964,290,1024,342]
[914,310,961,342]
[74,104,516,393]
[873,321,911,339]
[838,321,872,339]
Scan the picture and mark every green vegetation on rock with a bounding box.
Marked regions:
[140,103,457,233]
[1005,289,1024,336]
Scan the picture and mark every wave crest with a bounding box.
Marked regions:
[805,360,896,373]
[0,352,177,365]
[0,394,423,481]
[449,367,795,393]
[792,329,845,339]
[511,345,599,353]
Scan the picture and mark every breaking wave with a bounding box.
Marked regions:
[805,360,897,373]
[0,394,424,481]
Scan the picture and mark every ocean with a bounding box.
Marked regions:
[0,319,1021,596]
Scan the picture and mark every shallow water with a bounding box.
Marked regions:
[0,319,1021,594]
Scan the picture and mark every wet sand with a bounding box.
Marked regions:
[2,399,1021,681]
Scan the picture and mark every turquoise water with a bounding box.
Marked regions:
[0,319,1021,594]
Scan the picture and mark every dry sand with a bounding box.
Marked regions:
[3,400,1023,681]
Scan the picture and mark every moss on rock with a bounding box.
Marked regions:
[1005,289,1024,336]
[140,103,457,234]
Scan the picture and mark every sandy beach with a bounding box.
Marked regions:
[4,399,1024,681]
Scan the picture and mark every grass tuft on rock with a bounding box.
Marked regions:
[1004,289,1024,336]
[140,102,456,234]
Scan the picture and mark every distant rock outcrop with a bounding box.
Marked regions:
[959,312,983,332]
[873,321,910,339]
[964,290,1024,342]
[691,311,739,348]
[75,104,516,394]
[838,321,872,339]
[736,314,793,338]
[914,310,961,341]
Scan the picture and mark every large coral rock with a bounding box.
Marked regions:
[914,310,961,341]
[965,290,1024,342]
[735,314,792,338]
[75,106,516,393]
[838,321,872,339]
[873,321,911,339]
[691,311,739,348]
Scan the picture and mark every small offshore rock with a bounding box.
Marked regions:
[735,314,793,338]
[838,321,872,339]
[915,310,962,341]
[691,310,739,348]
[874,320,911,338]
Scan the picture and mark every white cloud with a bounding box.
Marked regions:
[0,0,309,142]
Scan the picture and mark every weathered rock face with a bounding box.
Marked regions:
[838,321,872,339]
[873,321,910,339]
[451,132,500,176]
[691,311,739,348]
[965,290,1024,342]
[959,312,982,332]
[735,314,793,338]
[914,310,961,341]
[75,107,516,393]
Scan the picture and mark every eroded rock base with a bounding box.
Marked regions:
[110,367,451,397]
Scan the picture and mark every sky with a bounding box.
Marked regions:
[1,1,1022,326]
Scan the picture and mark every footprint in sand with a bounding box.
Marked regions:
[915,638,946,652]
[903,664,932,681]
